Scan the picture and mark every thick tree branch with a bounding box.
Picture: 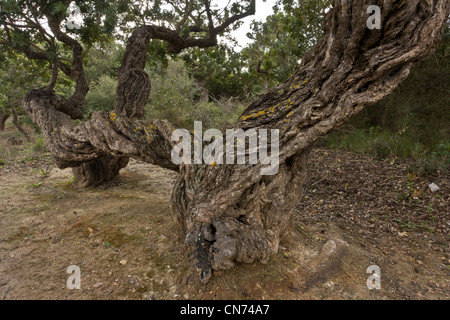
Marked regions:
[11,108,32,143]
[46,14,89,118]
[23,88,179,171]
[46,64,59,91]
[213,0,256,34]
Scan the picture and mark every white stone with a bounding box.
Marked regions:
[428,183,440,193]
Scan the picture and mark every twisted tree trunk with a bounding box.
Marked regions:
[0,113,9,131]
[72,156,130,188]
[71,28,154,187]
[11,109,32,143]
[22,0,449,282]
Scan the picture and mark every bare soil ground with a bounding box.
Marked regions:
[0,125,449,300]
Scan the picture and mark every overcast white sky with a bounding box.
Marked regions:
[229,0,278,49]
[64,0,278,49]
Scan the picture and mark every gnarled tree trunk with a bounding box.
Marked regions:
[11,109,32,143]
[75,25,155,188]
[22,0,449,282]
[0,113,9,131]
[72,156,130,188]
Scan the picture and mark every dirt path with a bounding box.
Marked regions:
[0,145,448,300]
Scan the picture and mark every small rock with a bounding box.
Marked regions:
[93,282,104,288]
[157,235,169,244]
[398,231,408,238]
[119,260,127,266]
[428,183,440,193]
[92,241,101,247]
[71,209,85,215]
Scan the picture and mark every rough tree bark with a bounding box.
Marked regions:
[47,17,128,187]
[11,109,32,143]
[0,113,9,131]
[22,0,449,282]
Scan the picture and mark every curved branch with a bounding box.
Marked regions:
[212,0,256,34]
[46,15,89,116]
[257,58,270,88]
[45,64,59,91]
[23,89,179,171]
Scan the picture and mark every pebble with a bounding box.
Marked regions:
[428,183,440,193]
[157,235,169,244]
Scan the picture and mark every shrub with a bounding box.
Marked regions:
[32,137,46,152]
[84,75,118,117]
[145,60,244,131]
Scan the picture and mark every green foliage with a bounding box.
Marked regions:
[147,40,170,71]
[323,127,428,159]
[0,47,74,128]
[31,137,46,152]
[145,60,245,130]
[146,59,201,129]
[242,0,331,86]
[407,142,450,176]
[84,42,124,85]
[34,167,49,177]
[0,51,49,110]
[181,0,331,98]
[182,44,256,99]
[434,142,450,160]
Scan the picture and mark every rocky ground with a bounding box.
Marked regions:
[0,126,448,300]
